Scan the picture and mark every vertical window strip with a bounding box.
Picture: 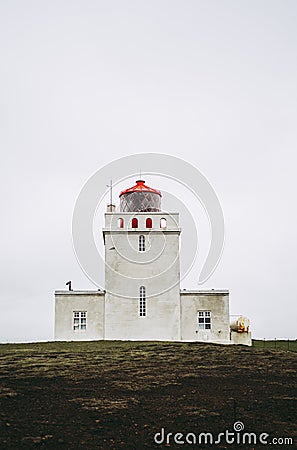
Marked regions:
[139,286,146,316]
[139,235,145,251]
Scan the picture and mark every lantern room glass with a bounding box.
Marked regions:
[120,191,161,212]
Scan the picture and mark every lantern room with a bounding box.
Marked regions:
[119,180,162,212]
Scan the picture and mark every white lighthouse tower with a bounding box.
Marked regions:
[104,180,181,340]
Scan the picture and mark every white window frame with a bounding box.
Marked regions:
[73,311,87,331]
[139,235,145,251]
[198,311,211,330]
[139,286,146,317]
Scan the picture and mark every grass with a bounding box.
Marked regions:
[253,339,297,352]
[0,340,296,449]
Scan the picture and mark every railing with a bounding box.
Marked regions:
[252,339,297,352]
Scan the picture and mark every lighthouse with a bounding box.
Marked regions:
[54,178,251,345]
[104,179,181,340]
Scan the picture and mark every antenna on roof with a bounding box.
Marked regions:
[106,179,113,205]
[139,169,142,180]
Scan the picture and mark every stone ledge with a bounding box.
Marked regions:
[180,290,229,295]
[55,290,105,295]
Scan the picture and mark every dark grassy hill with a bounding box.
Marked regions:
[0,341,296,449]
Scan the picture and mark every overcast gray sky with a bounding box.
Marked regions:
[1,0,296,341]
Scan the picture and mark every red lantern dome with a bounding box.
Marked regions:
[119,180,162,212]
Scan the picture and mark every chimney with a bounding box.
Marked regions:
[106,204,116,213]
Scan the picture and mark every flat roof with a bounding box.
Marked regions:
[55,289,228,295]
[180,290,229,294]
[55,290,105,295]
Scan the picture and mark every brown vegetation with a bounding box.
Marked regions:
[0,341,296,449]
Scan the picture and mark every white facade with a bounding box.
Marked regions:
[180,291,230,343]
[55,292,104,341]
[103,212,181,341]
[55,180,251,345]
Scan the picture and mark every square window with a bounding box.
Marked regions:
[197,311,211,330]
[73,311,87,331]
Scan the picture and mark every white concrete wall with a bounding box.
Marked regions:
[55,291,104,341]
[180,291,230,343]
[54,289,250,344]
[104,212,179,231]
[104,288,181,341]
[230,331,252,346]
[103,212,181,340]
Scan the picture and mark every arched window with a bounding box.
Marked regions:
[131,218,138,228]
[146,218,152,228]
[139,286,146,317]
[117,218,124,228]
[139,235,145,251]
[160,218,167,228]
